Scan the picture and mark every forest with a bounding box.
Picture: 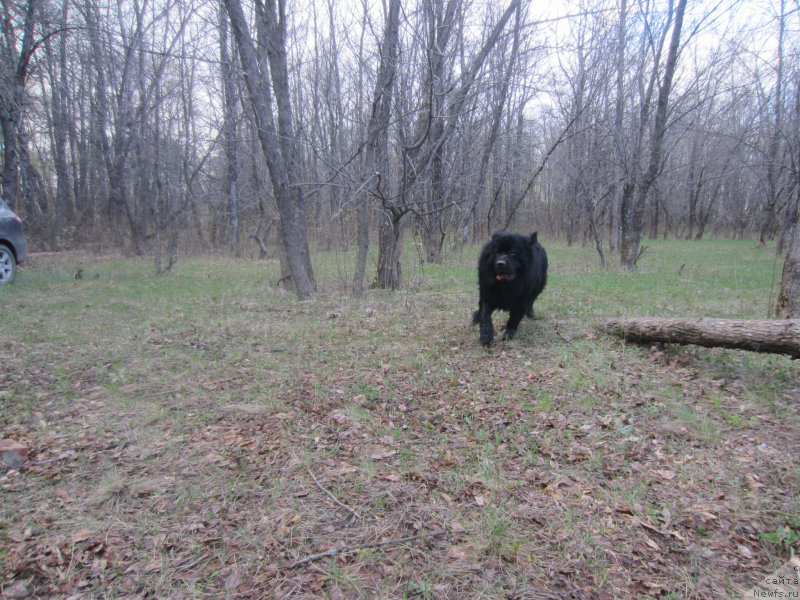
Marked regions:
[1,0,798,303]
[3,2,800,597]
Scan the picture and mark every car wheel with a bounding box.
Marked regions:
[0,244,17,284]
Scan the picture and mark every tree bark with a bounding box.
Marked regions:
[775,63,800,318]
[0,0,39,210]
[374,208,406,290]
[354,0,401,296]
[601,317,800,358]
[257,0,315,289]
[620,0,687,270]
[372,0,521,289]
[759,0,786,248]
[776,222,800,319]
[776,150,800,318]
[43,1,72,249]
[223,0,315,299]
[219,5,241,257]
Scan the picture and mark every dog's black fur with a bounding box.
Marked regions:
[472,231,548,346]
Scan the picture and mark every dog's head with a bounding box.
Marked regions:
[486,232,534,282]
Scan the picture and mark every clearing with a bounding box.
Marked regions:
[1,240,798,598]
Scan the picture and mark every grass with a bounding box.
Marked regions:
[0,237,798,598]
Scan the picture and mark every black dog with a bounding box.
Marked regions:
[472,231,548,346]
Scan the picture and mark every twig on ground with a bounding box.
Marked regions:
[175,551,211,572]
[553,320,570,344]
[307,467,362,521]
[286,530,447,569]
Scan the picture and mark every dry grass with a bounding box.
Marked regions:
[1,240,798,599]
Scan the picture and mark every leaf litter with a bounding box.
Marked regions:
[1,272,799,598]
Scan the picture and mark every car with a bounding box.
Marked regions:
[0,197,28,284]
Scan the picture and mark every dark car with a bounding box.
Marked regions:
[0,197,28,284]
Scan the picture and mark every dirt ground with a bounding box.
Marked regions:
[1,255,799,598]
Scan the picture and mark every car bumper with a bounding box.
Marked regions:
[15,235,27,264]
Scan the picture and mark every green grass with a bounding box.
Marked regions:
[0,238,797,598]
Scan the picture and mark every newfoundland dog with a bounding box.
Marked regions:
[472,231,548,346]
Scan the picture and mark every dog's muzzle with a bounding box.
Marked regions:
[494,257,514,281]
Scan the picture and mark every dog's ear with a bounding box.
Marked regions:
[491,231,502,240]
[529,232,538,244]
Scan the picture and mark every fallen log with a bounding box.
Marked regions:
[600,317,800,359]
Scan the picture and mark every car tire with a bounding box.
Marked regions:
[0,243,17,284]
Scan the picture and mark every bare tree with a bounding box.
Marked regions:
[41,0,71,249]
[759,0,788,248]
[4,0,795,297]
[620,0,688,270]
[353,0,401,296]
[219,3,241,257]
[373,0,523,289]
[776,71,800,318]
[776,197,800,318]
[223,0,315,298]
[0,0,44,215]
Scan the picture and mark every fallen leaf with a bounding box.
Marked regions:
[0,439,29,469]
[91,557,108,574]
[370,449,397,460]
[144,559,162,573]
[654,469,675,481]
[327,465,358,476]
[640,580,662,589]
[451,520,466,533]
[224,568,245,592]
[72,529,94,543]
[2,579,31,599]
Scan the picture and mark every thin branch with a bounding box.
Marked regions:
[307,467,362,521]
[285,530,447,569]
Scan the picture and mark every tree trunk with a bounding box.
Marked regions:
[354,0,400,296]
[601,317,800,358]
[686,142,703,240]
[257,0,315,289]
[353,197,371,296]
[759,0,786,248]
[375,0,520,288]
[0,0,38,210]
[776,222,800,319]
[223,0,315,299]
[416,0,461,265]
[374,210,406,290]
[42,1,72,250]
[609,0,628,255]
[620,0,687,270]
[219,6,240,257]
[461,7,521,243]
[776,154,800,318]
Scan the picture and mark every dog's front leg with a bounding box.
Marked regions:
[503,308,525,340]
[478,303,495,346]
